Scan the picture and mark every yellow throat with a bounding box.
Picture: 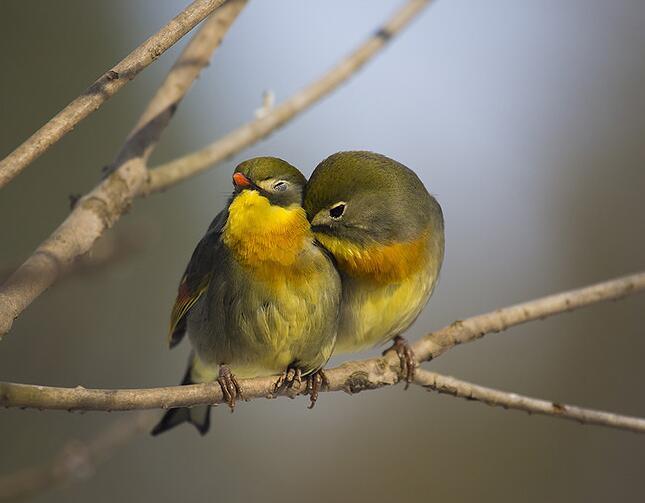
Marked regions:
[223,190,311,267]
[314,230,430,283]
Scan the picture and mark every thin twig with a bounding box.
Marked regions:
[0,1,247,338]
[415,369,645,434]
[0,0,227,189]
[144,0,432,193]
[412,271,645,362]
[0,412,156,502]
[0,227,147,285]
[0,355,399,411]
[1,271,643,430]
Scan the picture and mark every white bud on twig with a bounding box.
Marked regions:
[254,90,275,119]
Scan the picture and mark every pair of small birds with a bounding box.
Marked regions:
[152,151,445,436]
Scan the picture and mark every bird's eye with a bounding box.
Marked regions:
[272,181,288,192]
[329,203,346,220]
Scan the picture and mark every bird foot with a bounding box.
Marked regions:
[217,365,244,412]
[383,335,417,389]
[305,369,329,409]
[273,367,328,407]
[272,367,303,396]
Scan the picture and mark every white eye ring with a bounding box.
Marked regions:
[272,180,288,192]
[329,202,346,220]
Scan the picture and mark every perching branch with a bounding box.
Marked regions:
[0,355,395,411]
[10,365,641,502]
[413,271,645,362]
[0,0,428,338]
[2,271,644,434]
[0,0,227,189]
[0,1,247,338]
[144,0,433,193]
[415,370,645,434]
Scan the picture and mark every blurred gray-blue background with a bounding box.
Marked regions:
[1,1,644,502]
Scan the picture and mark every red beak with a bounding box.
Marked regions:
[232,172,252,188]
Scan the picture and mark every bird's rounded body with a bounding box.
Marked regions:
[304,151,444,355]
[153,157,340,435]
[188,191,340,380]
[324,228,442,353]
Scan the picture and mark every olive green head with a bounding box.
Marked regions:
[233,157,307,207]
[303,151,443,244]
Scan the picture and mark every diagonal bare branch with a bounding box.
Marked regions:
[412,271,645,362]
[0,1,248,338]
[145,0,432,193]
[0,0,228,189]
[0,354,398,411]
[415,369,645,434]
[1,271,643,433]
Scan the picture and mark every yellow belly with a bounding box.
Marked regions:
[191,272,337,381]
[334,260,438,353]
[190,189,340,380]
[314,225,442,354]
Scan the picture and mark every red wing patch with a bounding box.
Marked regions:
[167,273,211,347]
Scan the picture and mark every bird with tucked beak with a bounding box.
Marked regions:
[303,151,444,385]
[152,157,341,435]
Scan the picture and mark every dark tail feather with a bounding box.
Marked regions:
[151,358,211,436]
[151,404,211,436]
